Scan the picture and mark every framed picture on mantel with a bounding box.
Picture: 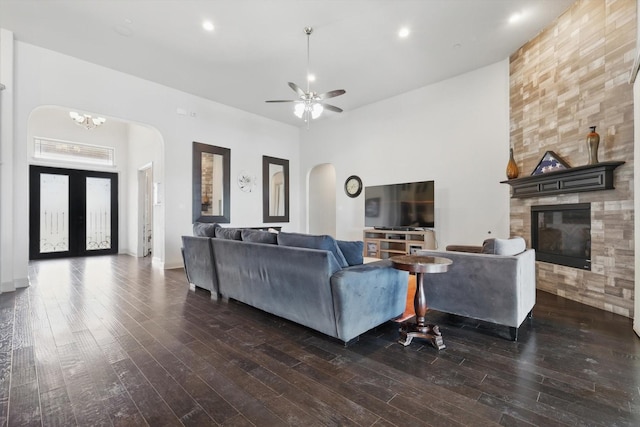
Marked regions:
[531,151,570,175]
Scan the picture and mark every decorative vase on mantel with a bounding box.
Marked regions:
[506,147,519,179]
[586,126,600,165]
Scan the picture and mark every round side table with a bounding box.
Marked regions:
[391,255,452,349]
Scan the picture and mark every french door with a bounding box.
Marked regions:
[29,165,118,259]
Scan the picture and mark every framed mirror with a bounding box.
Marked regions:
[193,142,230,223]
[262,155,289,223]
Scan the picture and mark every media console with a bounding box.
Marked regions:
[363,228,436,259]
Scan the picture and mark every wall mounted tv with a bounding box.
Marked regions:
[364,180,434,230]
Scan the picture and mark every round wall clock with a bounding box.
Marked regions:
[237,171,256,193]
[344,175,363,198]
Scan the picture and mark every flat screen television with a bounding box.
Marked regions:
[364,180,434,230]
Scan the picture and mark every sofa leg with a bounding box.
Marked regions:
[210,292,219,301]
[344,336,359,347]
[189,283,196,291]
[509,327,519,341]
[527,310,533,320]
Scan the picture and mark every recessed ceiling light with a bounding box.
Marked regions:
[202,20,214,32]
[398,27,410,38]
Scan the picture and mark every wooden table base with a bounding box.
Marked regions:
[399,323,445,350]
[391,256,452,351]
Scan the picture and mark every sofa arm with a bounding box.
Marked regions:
[330,260,409,342]
[181,236,218,294]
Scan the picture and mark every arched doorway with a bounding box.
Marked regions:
[26,105,164,261]
[308,163,336,236]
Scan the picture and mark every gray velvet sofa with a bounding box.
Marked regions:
[182,224,409,344]
[417,237,536,340]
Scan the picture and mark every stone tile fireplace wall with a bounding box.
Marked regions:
[509,0,635,317]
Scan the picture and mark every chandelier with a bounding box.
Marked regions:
[69,111,106,130]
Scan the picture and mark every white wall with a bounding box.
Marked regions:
[299,60,512,249]
[0,29,21,292]
[6,36,300,284]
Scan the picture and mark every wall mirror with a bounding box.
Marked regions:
[193,142,230,223]
[262,155,289,223]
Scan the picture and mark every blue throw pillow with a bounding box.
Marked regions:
[241,229,277,244]
[193,222,219,237]
[215,227,242,240]
[337,240,364,266]
[277,232,349,267]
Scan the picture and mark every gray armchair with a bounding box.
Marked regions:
[417,238,536,340]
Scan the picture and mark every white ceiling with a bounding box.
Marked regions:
[0,0,574,127]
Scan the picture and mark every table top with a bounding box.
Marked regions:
[391,255,452,274]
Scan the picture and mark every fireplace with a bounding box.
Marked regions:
[531,203,591,270]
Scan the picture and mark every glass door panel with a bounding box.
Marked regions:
[39,173,69,253]
[86,177,112,251]
[30,165,118,259]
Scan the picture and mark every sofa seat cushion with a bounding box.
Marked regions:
[241,229,277,244]
[277,232,349,267]
[215,227,242,240]
[193,222,220,237]
[337,240,364,266]
[482,237,526,256]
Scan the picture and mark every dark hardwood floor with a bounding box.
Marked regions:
[1,255,639,426]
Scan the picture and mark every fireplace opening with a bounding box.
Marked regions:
[531,203,591,270]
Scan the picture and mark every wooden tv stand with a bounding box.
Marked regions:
[363,228,436,259]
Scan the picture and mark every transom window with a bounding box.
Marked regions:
[34,137,115,166]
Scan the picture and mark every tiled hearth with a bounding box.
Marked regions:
[509,0,635,317]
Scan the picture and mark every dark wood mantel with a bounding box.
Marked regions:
[501,161,625,198]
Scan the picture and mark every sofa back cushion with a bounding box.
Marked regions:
[215,227,242,240]
[277,232,349,268]
[482,237,526,256]
[337,240,364,266]
[241,229,278,244]
[193,222,219,237]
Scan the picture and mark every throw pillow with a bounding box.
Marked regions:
[337,240,364,266]
[193,222,219,237]
[482,237,526,256]
[241,229,277,244]
[277,232,349,268]
[215,227,242,240]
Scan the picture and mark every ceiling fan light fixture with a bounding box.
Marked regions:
[311,103,323,119]
[294,103,305,118]
[265,26,345,128]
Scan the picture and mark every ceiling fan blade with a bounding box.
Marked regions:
[321,103,343,113]
[288,82,305,97]
[265,100,296,103]
[317,89,346,100]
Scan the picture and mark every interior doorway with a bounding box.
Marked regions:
[29,165,118,259]
[308,164,336,236]
[138,164,153,257]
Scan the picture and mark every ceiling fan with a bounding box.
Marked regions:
[266,27,346,126]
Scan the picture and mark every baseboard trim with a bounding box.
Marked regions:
[0,276,29,293]
[163,261,184,270]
